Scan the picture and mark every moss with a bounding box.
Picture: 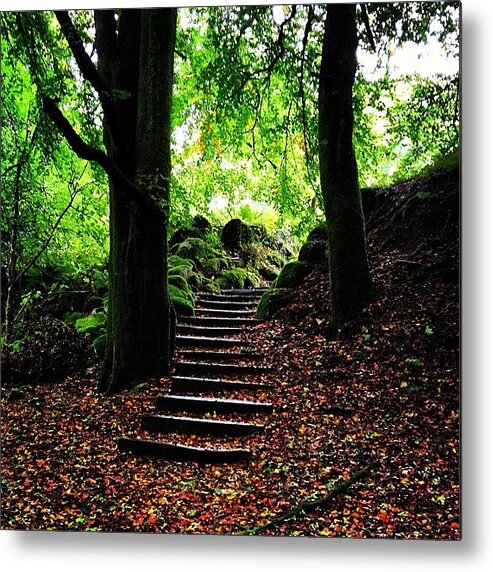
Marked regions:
[168,274,194,300]
[168,283,190,302]
[298,240,328,264]
[214,267,260,290]
[168,254,194,268]
[75,312,106,335]
[273,261,310,288]
[171,296,195,317]
[256,288,289,319]
[175,238,211,264]
[202,256,230,275]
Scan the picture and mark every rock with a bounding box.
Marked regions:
[273,261,310,288]
[259,266,278,281]
[175,238,212,266]
[169,284,195,317]
[221,219,253,250]
[256,288,289,319]
[168,274,194,300]
[214,268,260,290]
[170,227,196,247]
[171,297,195,317]
[307,223,328,242]
[298,240,328,264]
[192,215,212,236]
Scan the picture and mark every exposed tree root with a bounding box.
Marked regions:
[236,459,380,535]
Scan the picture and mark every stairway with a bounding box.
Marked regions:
[118,287,273,463]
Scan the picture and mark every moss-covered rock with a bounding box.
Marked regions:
[221,219,253,250]
[175,238,211,263]
[168,283,195,317]
[202,256,231,275]
[273,261,310,288]
[256,288,289,319]
[298,240,328,264]
[168,274,194,300]
[171,297,195,317]
[170,227,196,247]
[192,215,212,236]
[259,266,278,281]
[214,267,260,290]
[307,223,328,243]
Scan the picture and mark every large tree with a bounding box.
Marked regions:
[318,4,372,334]
[43,9,177,393]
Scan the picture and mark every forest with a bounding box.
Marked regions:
[1,2,459,539]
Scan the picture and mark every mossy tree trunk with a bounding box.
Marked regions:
[93,9,177,393]
[318,4,372,335]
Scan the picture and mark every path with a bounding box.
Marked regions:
[118,287,274,463]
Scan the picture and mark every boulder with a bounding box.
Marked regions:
[298,240,328,264]
[273,261,310,289]
[221,219,253,250]
[256,288,289,320]
[192,215,212,236]
[307,223,328,243]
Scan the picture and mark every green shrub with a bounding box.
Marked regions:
[273,261,310,288]
[75,312,106,335]
[63,311,85,328]
[2,317,90,386]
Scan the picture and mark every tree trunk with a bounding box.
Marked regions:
[318,4,372,335]
[96,9,177,393]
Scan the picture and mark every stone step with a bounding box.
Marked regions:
[198,293,264,302]
[156,395,273,414]
[221,288,269,295]
[180,317,260,327]
[173,361,272,376]
[141,414,265,436]
[196,300,257,310]
[195,308,257,318]
[118,438,250,463]
[176,324,249,336]
[171,376,274,393]
[177,350,263,361]
[175,336,250,348]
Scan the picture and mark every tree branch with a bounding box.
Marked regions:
[42,96,164,220]
[360,4,376,52]
[54,10,132,164]
[231,5,297,99]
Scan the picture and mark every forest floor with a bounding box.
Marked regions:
[1,167,459,538]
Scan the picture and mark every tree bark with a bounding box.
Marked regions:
[94,8,177,393]
[318,4,372,335]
